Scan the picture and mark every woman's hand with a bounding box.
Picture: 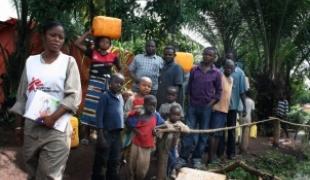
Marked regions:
[41,115,57,128]
[40,105,68,128]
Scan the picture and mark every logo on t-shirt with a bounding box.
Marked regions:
[28,77,60,93]
[28,77,43,92]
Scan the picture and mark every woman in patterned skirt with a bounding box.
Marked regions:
[75,30,121,144]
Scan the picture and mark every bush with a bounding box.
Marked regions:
[287,105,310,124]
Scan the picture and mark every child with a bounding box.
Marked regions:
[91,73,125,180]
[124,76,152,117]
[209,59,234,163]
[126,95,165,180]
[156,105,189,180]
[158,86,184,120]
[239,90,255,153]
[122,77,152,154]
[122,89,134,103]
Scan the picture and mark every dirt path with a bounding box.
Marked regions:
[0,126,302,180]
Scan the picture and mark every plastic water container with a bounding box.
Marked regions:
[92,16,122,39]
[250,125,257,138]
[70,116,79,148]
[175,52,194,73]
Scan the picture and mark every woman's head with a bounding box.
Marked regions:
[94,36,111,50]
[41,21,65,53]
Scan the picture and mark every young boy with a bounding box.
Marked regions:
[126,95,165,180]
[239,90,255,153]
[91,73,125,180]
[177,47,222,169]
[122,89,134,103]
[124,76,152,117]
[208,59,234,163]
[158,86,184,120]
[122,76,152,158]
[156,105,189,180]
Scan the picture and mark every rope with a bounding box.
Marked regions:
[155,117,310,134]
[155,117,277,134]
[276,119,310,128]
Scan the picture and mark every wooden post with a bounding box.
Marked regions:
[157,134,173,180]
[273,118,281,147]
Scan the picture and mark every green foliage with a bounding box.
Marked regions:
[28,0,87,41]
[246,149,310,179]
[287,105,310,124]
[291,77,310,105]
[227,167,257,180]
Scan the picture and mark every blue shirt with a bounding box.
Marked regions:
[229,66,246,110]
[126,112,165,128]
[96,90,124,130]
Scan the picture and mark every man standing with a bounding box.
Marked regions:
[129,40,163,96]
[177,47,222,169]
[157,45,184,107]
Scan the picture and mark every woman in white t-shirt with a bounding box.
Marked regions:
[10,21,82,180]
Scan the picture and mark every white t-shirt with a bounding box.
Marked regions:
[25,53,69,101]
[24,53,71,130]
[240,97,255,123]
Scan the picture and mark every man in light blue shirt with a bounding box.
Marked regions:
[129,40,163,95]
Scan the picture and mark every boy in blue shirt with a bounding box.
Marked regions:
[91,73,125,180]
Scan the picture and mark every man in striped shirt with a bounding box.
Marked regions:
[276,92,289,138]
[129,40,164,96]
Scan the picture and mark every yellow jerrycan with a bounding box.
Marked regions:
[250,125,257,138]
[70,116,79,148]
[175,52,194,73]
[92,16,122,39]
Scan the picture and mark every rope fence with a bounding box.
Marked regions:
[278,118,310,128]
[156,117,279,134]
[155,116,310,147]
[154,116,310,179]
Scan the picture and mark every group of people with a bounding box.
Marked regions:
[74,28,255,179]
[9,20,256,180]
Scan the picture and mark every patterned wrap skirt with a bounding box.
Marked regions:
[80,64,111,127]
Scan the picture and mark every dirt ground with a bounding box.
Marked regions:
[0,126,303,180]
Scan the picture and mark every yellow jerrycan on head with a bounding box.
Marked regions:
[92,16,122,39]
[70,116,79,148]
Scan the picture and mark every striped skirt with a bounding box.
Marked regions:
[80,75,109,127]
